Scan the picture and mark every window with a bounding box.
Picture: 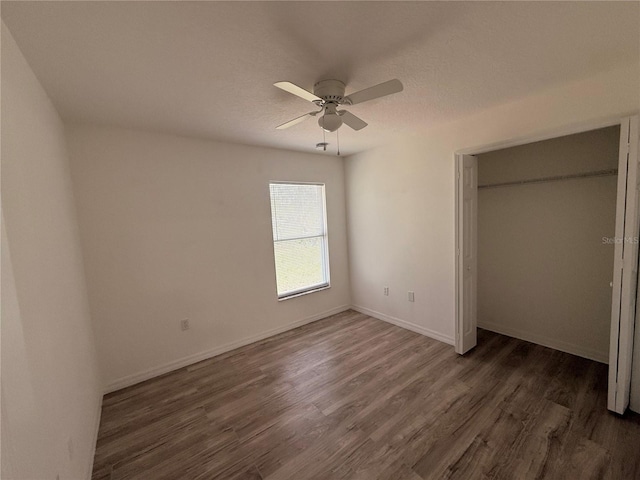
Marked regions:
[269,182,330,299]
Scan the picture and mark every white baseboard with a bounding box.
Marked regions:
[86,398,102,479]
[103,304,351,393]
[478,320,608,364]
[351,305,454,346]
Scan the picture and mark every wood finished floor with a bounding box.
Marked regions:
[92,310,640,480]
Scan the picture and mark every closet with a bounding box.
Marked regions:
[475,126,620,364]
[456,117,640,413]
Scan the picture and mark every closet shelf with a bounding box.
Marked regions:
[478,168,618,190]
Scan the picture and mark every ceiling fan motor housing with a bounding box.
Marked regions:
[313,80,346,132]
[313,79,346,103]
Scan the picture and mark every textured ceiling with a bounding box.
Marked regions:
[2,1,639,155]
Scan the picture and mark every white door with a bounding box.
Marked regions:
[456,154,478,354]
[609,115,640,414]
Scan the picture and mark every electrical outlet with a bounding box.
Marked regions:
[408,291,415,302]
[180,319,190,331]
[384,286,389,296]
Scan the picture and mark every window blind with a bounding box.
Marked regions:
[269,183,329,298]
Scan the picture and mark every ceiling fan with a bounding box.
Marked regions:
[274,78,403,132]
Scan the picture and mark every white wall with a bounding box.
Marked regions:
[346,64,639,345]
[476,127,619,363]
[1,25,102,480]
[65,125,351,392]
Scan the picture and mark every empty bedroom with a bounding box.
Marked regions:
[2,2,640,479]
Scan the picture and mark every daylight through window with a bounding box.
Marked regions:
[269,183,330,298]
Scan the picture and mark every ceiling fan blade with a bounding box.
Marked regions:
[274,81,322,103]
[339,110,368,131]
[276,111,318,130]
[344,79,403,105]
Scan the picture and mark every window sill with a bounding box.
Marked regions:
[278,285,331,301]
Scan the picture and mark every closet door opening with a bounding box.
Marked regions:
[476,126,619,362]
[455,117,639,414]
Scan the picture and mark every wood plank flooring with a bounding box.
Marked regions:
[92,310,640,480]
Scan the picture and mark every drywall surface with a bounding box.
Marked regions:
[476,127,619,362]
[66,125,351,391]
[3,1,638,156]
[345,64,638,345]
[1,25,102,480]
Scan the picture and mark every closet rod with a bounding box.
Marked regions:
[478,168,618,190]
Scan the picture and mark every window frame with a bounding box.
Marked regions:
[269,181,331,300]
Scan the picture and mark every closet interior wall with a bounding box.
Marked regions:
[476,126,620,363]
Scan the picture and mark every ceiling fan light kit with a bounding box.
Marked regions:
[274,78,404,137]
[319,103,343,132]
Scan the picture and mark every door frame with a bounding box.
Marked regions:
[608,116,639,413]
[455,154,478,354]
[454,115,638,411]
